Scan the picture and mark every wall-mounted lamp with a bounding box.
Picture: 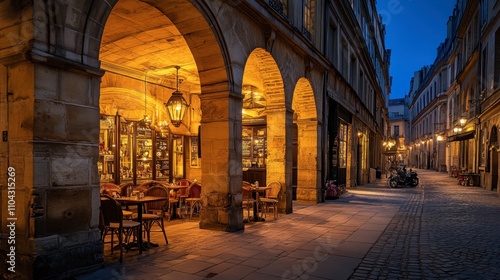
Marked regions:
[436,135,444,141]
[459,118,467,126]
[357,131,363,138]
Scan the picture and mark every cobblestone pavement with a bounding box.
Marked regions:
[77,170,500,280]
[350,169,500,280]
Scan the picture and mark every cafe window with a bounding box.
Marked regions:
[190,136,200,168]
[338,122,347,168]
[242,126,267,168]
[99,115,174,185]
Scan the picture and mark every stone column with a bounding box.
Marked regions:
[0,52,103,279]
[266,106,293,214]
[295,119,321,203]
[199,91,244,231]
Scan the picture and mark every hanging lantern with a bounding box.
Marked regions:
[165,66,189,127]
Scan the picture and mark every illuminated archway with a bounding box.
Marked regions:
[242,48,292,213]
[292,77,320,203]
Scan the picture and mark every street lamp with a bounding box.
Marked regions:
[165,66,190,127]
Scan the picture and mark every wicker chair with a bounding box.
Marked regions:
[101,183,133,219]
[140,185,171,245]
[176,179,191,211]
[184,182,202,219]
[242,181,256,221]
[100,183,121,196]
[259,181,282,220]
[99,194,141,263]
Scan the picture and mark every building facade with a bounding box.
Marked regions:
[385,98,409,166]
[408,0,500,190]
[0,0,390,278]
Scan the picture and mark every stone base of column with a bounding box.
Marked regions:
[4,238,103,279]
[199,207,244,232]
[296,188,321,204]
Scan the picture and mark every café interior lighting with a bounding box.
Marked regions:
[165,66,189,127]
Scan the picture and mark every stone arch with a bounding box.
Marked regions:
[292,77,321,203]
[242,48,292,213]
[243,48,286,106]
[94,0,244,231]
[0,2,242,276]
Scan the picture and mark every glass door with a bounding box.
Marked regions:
[155,130,170,182]
[99,115,116,183]
[172,135,184,180]
[135,122,154,184]
[119,119,133,183]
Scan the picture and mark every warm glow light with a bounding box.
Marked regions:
[165,66,189,127]
[459,118,467,125]
[437,135,444,141]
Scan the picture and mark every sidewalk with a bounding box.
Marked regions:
[77,177,417,280]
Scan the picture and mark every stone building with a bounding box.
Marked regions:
[385,98,409,166]
[408,0,500,191]
[0,0,390,278]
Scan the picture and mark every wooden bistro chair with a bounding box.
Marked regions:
[140,184,172,245]
[100,183,121,196]
[259,181,282,220]
[99,194,141,263]
[176,179,191,210]
[242,182,256,222]
[100,183,133,219]
[184,182,202,219]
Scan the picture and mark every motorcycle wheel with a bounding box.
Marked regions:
[410,178,419,187]
[389,179,398,188]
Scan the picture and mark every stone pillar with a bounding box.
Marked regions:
[295,119,321,203]
[266,106,293,214]
[199,91,244,232]
[0,53,103,279]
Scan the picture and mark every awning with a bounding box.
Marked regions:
[447,130,475,142]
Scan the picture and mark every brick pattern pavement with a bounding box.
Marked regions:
[350,170,500,279]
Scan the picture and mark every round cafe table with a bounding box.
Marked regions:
[249,186,270,221]
[115,196,169,252]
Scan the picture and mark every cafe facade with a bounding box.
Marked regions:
[0,0,390,278]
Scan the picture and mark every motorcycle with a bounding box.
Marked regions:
[388,166,419,188]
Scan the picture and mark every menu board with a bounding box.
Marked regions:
[253,127,267,157]
[242,126,267,168]
[242,127,252,158]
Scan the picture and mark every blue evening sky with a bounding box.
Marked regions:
[376,0,457,98]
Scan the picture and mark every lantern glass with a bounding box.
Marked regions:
[165,91,189,127]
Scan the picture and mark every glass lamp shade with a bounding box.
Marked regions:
[165,91,189,127]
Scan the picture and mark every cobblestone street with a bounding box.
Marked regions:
[79,169,500,280]
[350,169,500,279]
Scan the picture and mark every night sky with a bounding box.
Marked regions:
[376,0,457,99]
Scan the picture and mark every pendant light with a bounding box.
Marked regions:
[165,66,189,127]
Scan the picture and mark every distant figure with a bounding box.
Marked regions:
[385,160,391,178]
